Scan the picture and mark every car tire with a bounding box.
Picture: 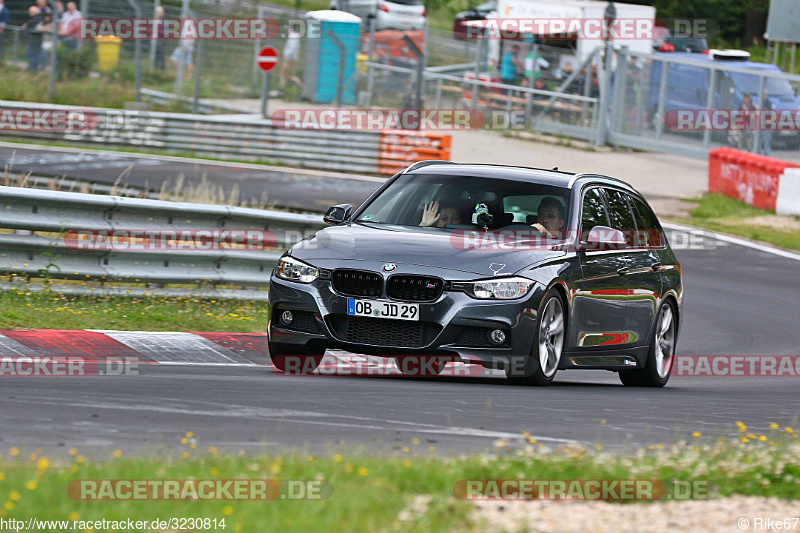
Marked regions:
[506,287,566,386]
[268,342,325,374]
[619,300,677,388]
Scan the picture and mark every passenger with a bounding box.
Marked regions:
[531,197,565,238]
[420,201,464,228]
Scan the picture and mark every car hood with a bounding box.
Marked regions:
[290,223,566,278]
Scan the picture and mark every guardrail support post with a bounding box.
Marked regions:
[654,58,669,141]
[702,68,717,149]
[593,41,614,147]
[326,30,346,109]
[751,74,766,154]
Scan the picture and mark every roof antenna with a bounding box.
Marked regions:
[552,166,558,170]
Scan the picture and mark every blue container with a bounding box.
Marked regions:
[302,11,362,104]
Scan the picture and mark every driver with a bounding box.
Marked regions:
[420,201,464,228]
[531,197,565,238]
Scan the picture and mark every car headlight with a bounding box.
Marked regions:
[276,256,319,283]
[459,277,535,300]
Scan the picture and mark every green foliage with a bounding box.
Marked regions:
[57,45,94,80]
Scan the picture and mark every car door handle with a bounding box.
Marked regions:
[617,267,630,276]
[650,262,662,271]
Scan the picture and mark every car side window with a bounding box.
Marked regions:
[580,187,608,242]
[630,196,665,248]
[604,189,638,246]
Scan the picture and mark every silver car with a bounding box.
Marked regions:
[330,0,426,31]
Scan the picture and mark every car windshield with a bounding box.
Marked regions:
[666,36,708,52]
[729,71,795,97]
[355,173,571,235]
[388,0,423,5]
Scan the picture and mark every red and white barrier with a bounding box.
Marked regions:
[776,168,800,216]
[708,148,800,213]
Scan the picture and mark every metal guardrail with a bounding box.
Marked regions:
[0,186,326,297]
[0,101,451,175]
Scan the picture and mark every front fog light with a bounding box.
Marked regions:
[280,310,294,325]
[489,329,507,345]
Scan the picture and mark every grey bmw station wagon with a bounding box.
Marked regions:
[268,161,683,387]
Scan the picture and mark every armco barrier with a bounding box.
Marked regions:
[708,148,800,212]
[0,186,325,296]
[0,101,451,176]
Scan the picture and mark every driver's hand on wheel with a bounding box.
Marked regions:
[531,222,556,239]
[420,201,440,227]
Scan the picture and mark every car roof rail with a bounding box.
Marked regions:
[568,172,634,189]
[401,160,457,174]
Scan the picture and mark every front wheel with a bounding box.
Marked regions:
[268,342,325,374]
[619,300,677,387]
[506,288,566,386]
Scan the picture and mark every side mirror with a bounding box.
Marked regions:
[323,204,352,225]
[582,226,627,250]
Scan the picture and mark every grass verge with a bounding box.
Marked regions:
[0,289,268,332]
[671,194,800,251]
[1,426,798,532]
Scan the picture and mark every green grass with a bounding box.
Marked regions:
[1,427,798,532]
[0,289,268,332]
[671,193,800,251]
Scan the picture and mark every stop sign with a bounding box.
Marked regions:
[257,46,278,72]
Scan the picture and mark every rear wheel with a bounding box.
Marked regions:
[268,342,325,374]
[619,300,677,387]
[506,288,566,386]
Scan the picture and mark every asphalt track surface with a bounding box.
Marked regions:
[0,143,381,212]
[1,144,799,457]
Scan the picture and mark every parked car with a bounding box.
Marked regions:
[268,161,683,387]
[652,29,709,53]
[330,0,426,31]
[648,50,800,148]
[453,0,496,40]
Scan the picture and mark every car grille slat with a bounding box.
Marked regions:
[387,275,443,302]
[345,316,424,347]
[332,269,383,298]
[326,316,442,349]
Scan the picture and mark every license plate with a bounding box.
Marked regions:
[347,299,419,321]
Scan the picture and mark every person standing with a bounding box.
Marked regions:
[279,26,302,91]
[0,0,10,62]
[153,5,167,71]
[23,5,45,72]
[501,44,522,94]
[58,1,81,49]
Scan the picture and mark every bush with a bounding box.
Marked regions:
[57,45,94,80]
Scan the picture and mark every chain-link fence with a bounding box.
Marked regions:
[607,48,800,161]
[3,1,800,163]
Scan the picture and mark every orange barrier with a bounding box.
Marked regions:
[708,147,800,212]
[377,131,452,175]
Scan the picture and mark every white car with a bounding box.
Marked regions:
[330,0,426,31]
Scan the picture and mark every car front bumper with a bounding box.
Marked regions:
[267,272,547,367]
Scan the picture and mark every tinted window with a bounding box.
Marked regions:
[604,189,637,246]
[356,173,570,232]
[580,187,608,241]
[630,197,665,248]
